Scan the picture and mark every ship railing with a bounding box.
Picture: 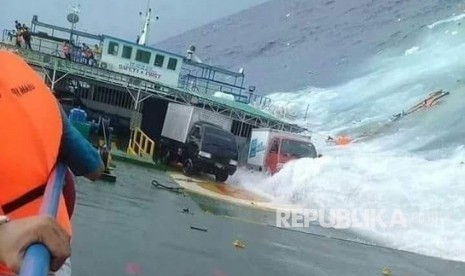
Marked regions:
[127,127,155,159]
[0,36,283,129]
[0,41,148,92]
[0,32,102,66]
[178,73,272,107]
[1,30,275,109]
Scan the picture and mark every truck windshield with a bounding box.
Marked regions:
[202,127,237,153]
[281,139,317,158]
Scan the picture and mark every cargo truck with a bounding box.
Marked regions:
[247,128,318,175]
[159,103,239,182]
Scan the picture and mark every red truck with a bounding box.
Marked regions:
[247,128,318,175]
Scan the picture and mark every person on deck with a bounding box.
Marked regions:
[14,20,21,31]
[62,42,71,60]
[0,50,104,275]
[15,30,23,48]
[93,44,101,65]
[22,27,32,50]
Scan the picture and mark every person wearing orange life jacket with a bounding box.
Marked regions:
[326,135,352,145]
[0,50,104,275]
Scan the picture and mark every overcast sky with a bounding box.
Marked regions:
[1,0,269,43]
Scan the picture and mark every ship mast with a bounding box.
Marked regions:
[137,1,158,46]
[67,2,81,44]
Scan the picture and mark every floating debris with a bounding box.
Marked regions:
[125,262,141,275]
[190,226,208,232]
[151,179,184,194]
[212,269,228,276]
[232,240,246,249]
[404,46,420,56]
[382,267,392,276]
[180,208,194,216]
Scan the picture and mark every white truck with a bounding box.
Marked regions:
[247,128,318,174]
[159,102,239,182]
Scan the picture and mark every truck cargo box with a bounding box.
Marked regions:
[161,102,232,143]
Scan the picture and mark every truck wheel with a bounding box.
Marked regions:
[160,150,171,165]
[264,167,273,176]
[183,158,195,176]
[215,171,228,182]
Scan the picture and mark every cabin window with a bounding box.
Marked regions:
[269,139,279,154]
[154,54,164,67]
[122,46,132,59]
[231,120,253,138]
[135,49,151,64]
[190,126,201,139]
[108,41,119,55]
[167,58,178,70]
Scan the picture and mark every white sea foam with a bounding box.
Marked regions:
[240,12,465,262]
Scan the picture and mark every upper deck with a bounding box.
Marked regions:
[1,16,306,133]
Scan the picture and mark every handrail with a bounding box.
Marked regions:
[32,16,104,41]
[19,162,68,276]
[127,128,155,159]
[0,32,271,109]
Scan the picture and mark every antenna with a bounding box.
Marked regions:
[67,2,81,44]
[137,1,159,46]
[71,3,81,14]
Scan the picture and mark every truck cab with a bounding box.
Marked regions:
[158,102,239,182]
[183,122,238,182]
[160,121,238,182]
[247,128,318,175]
[265,137,317,174]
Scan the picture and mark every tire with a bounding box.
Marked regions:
[264,167,273,176]
[160,149,171,165]
[215,171,228,182]
[183,158,195,176]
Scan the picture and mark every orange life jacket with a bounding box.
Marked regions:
[0,50,72,274]
[335,135,352,145]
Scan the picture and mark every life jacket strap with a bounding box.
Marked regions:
[1,184,46,214]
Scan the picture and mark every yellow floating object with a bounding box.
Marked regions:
[382,267,392,276]
[233,240,246,249]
